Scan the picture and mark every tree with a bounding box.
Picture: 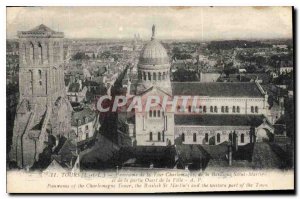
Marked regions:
[71,52,89,60]
[173,68,199,82]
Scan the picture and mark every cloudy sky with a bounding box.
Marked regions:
[6,6,292,40]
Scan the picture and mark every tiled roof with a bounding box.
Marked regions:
[80,135,120,168]
[71,107,97,126]
[174,114,268,127]
[50,139,78,169]
[252,142,282,169]
[68,82,81,92]
[172,82,264,97]
[176,144,207,164]
[83,80,99,87]
[28,24,57,33]
[18,24,64,38]
[199,142,229,160]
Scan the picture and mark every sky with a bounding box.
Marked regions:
[6,6,293,41]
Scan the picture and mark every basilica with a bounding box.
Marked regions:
[122,25,275,148]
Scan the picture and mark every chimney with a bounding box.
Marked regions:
[78,79,82,91]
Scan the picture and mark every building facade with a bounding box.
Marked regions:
[71,107,99,142]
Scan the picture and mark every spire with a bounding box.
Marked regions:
[151,24,156,40]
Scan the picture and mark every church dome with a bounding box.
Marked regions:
[139,25,169,65]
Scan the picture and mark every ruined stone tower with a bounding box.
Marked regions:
[9,24,72,169]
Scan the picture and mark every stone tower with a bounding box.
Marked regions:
[9,24,72,169]
[136,25,172,95]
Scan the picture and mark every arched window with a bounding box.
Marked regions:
[237,106,240,113]
[251,106,254,113]
[255,106,258,113]
[158,132,161,141]
[29,42,34,63]
[29,70,33,94]
[157,110,161,117]
[241,133,245,143]
[158,72,161,80]
[205,133,209,143]
[38,70,42,86]
[225,106,229,113]
[143,72,146,80]
[217,133,220,143]
[214,106,218,113]
[203,106,206,113]
[182,133,185,142]
[149,110,152,117]
[188,106,192,112]
[29,70,33,82]
[53,41,61,63]
[46,43,50,62]
[153,73,157,80]
[148,72,151,80]
[232,106,236,113]
[38,70,42,79]
[149,132,153,141]
[153,110,156,117]
[221,106,224,113]
[210,106,213,112]
[163,72,166,80]
[192,106,196,112]
[193,133,197,142]
[199,106,202,112]
[38,42,43,64]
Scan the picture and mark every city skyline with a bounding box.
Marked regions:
[7,6,292,40]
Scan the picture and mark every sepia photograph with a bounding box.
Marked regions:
[5,6,295,193]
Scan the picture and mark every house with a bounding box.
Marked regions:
[67,80,88,103]
[71,107,99,143]
[44,139,80,172]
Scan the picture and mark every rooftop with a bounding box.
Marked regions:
[18,24,64,38]
[71,107,97,126]
[172,82,265,97]
[68,82,82,92]
[174,114,269,127]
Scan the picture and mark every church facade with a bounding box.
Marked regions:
[123,25,274,147]
[9,25,73,168]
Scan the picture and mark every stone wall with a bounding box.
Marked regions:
[175,125,251,146]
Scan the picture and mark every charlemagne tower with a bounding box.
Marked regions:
[10,24,72,169]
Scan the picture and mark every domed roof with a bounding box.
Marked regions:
[139,25,169,65]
